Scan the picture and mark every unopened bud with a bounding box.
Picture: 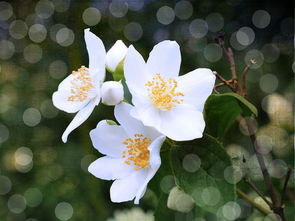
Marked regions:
[106,40,127,72]
[167,186,194,213]
[101,81,124,106]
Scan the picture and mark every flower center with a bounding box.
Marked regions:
[122,134,151,171]
[145,73,184,111]
[67,66,94,102]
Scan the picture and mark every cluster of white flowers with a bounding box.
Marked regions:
[52,29,215,204]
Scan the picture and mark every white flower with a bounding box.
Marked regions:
[88,102,166,204]
[101,81,124,106]
[52,29,127,143]
[124,41,216,141]
[107,207,154,221]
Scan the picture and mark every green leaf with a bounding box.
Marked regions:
[223,93,258,117]
[148,145,178,220]
[204,93,258,138]
[171,134,236,214]
[112,59,124,81]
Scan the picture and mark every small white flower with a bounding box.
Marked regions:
[52,29,127,143]
[88,102,166,204]
[124,41,216,141]
[101,81,124,106]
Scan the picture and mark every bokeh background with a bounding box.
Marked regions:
[0,0,293,220]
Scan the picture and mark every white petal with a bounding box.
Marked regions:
[130,104,162,133]
[115,102,162,141]
[124,45,149,94]
[62,99,97,143]
[101,81,124,106]
[178,68,216,112]
[110,169,148,203]
[134,135,166,204]
[89,120,128,158]
[148,135,166,169]
[52,75,90,113]
[106,40,127,72]
[147,40,181,78]
[88,156,134,180]
[159,104,205,141]
[114,102,145,134]
[84,29,106,82]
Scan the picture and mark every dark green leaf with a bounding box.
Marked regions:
[204,93,258,138]
[171,134,236,214]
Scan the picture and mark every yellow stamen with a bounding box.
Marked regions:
[67,66,94,102]
[122,134,151,171]
[145,73,184,110]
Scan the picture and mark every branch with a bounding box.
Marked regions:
[280,167,292,206]
[244,178,272,207]
[247,120,279,206]
[214,33,239,91]
[213,71,235,91]
[241,59,256,97]
[237,189,272,216]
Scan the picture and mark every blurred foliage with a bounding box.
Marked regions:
[0,0,293,221]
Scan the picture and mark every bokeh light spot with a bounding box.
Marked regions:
[157,6,175,25]
[160,175,175,194]
[206,13,224,32]
[259,74,278,93]
[24,188,43,207]
[189,19,208,38]
[124,22,143,42]
[55,202,74,221]
[35,0,55,19]
[174,1,193,20]
[7,194,26,214]
[0,1,13,21]
[23,107,41,127]
[23,44,43,63]
[244,49,264,69]
[182,154,201,173]
[236,27,255,46]
[0,176,12,195]
[49,60,68,79]
[28,24,47,43]
[82,7,101,26]
[0,40,15,60]
[109,0,128,18]
[261,44,280,63]
[56,27,75,47]
[252,10,271,29]
[9,20,28,39]
[204,43,222,62]
[0,123,9,144]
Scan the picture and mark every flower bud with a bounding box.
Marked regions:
[106,40,127,72]
[101,81,124,106]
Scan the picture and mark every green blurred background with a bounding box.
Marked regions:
[0,0,293,220]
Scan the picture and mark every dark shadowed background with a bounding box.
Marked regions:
[0,0,293,220]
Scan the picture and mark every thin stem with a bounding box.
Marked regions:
[241,59,256,97]
[280,167,292,206]
[237,189,272,216]
[244,178,272,207]
[247,120,286,221]
[213,71,235,91]
[214,34,239,91]
[247,120,279,207]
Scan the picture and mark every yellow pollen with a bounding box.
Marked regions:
[67,66,94,102]
[145,73,184,110]
[122,134,151,171]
